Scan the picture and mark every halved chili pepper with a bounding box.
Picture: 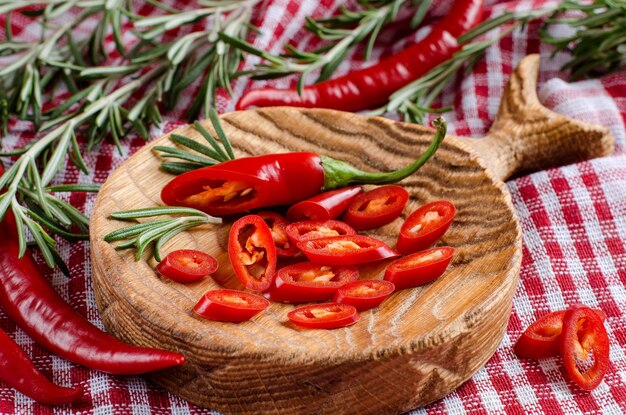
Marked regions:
[343,185,409,230]
[333,280,395,311]
[194,289,269,323]
[297,234,398,265]
[384,246,454,289]
[265,262,359,303]
[228,214,277,292]
[286,186,363,221]
[561,306,610,391]
[287,303,360,329]
[0,211,185,375]
[161,118,446,217]
[285,219,356,245]
[397,200,456,255]
[157,249,218,283]
[257,211,299,257]
[514,306,607,360]
[0,327,83,405]
[235,0,483,112]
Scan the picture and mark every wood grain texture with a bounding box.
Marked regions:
[89,55,613,415]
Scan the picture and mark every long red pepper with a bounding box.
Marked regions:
[161,118,446,216]
[236,0,483,112]
[0,207,185,375]
[0,327,83,405]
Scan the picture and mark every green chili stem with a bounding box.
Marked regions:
[320,117,446,190]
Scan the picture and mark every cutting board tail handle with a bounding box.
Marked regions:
[466,54,614,182]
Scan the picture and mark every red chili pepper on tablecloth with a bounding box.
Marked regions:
[0,327,83,405]
[236,0,483,112]
[0,211,186,375]
[161,118,446,216]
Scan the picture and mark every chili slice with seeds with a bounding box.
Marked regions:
[297,234,398,265]
[257,211,299,258]
[561,306,609,391]
[288,303,360,329]
[333,280,395,311]
[266,262,359,303]
[384,246,454,290]
[285,219,356,245]
[157,249,218,283]
[343,185,409,230]
[397,200,456,255]
[228,215,277,292]
[194,289,269,323]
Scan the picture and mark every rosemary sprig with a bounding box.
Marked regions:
[221,0,430,92]
[0,0,257,267]
[153,108,236,175]
[104,206,222,261]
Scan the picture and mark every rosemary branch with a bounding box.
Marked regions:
[104,206,222,261]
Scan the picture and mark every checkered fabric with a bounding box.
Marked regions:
[1,0,625,414]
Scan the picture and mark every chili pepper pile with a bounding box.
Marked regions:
[157,181,457,328]
[236,0,485,112]
[0,164,186,405]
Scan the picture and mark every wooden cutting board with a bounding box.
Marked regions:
[89,55,613,415]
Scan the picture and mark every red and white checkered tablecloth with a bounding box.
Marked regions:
[1,0,626,414]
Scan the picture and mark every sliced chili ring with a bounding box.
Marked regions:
[297,234,398,265]
[266,262,359,303]
[561,306,609,391]
[194,289,270,323]
[257,211,299,258]
[333,280,395,311]
[384,246,454,290]
[287,303,360,329]
[397,200,456,255]
[343,185,409,231]
[514,306,607,359]
[285,220,356,245]
[156,249,218,283]
[227,215,277,292]
[287,186,363,221]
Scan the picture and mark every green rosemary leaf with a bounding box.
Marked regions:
[208,108,235,160]
[193,121,230,161]
[23,216,56,268]
[168,133,223,160]
[153,219,206,261]
[153,145,217,165]
[160,161,206,175]
[104,219,172,242]
[12,206,27,259]
[46,183,101,193]
[110,205,213,220]
[26,208,89,241]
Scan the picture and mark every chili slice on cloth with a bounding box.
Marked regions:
[561,306,610,391]
[287,186,363,221]
[285,219,356,244]
[257,211,299,257]
[343,185,409,230]
[397,200,456,254]
[157,249,218,283]
[514,306,607,359]
[297,234,398,265]
[194,289,269,323]
[266,262,359,303]
[384,246,454,289]
[287,303,360,329]
[228,215,277,292]
[333,280,395,311]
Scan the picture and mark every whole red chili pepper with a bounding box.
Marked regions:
[0,326,83,405]
[161,118,446,216]
[0,211,185,375]
[236,0,483,111]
